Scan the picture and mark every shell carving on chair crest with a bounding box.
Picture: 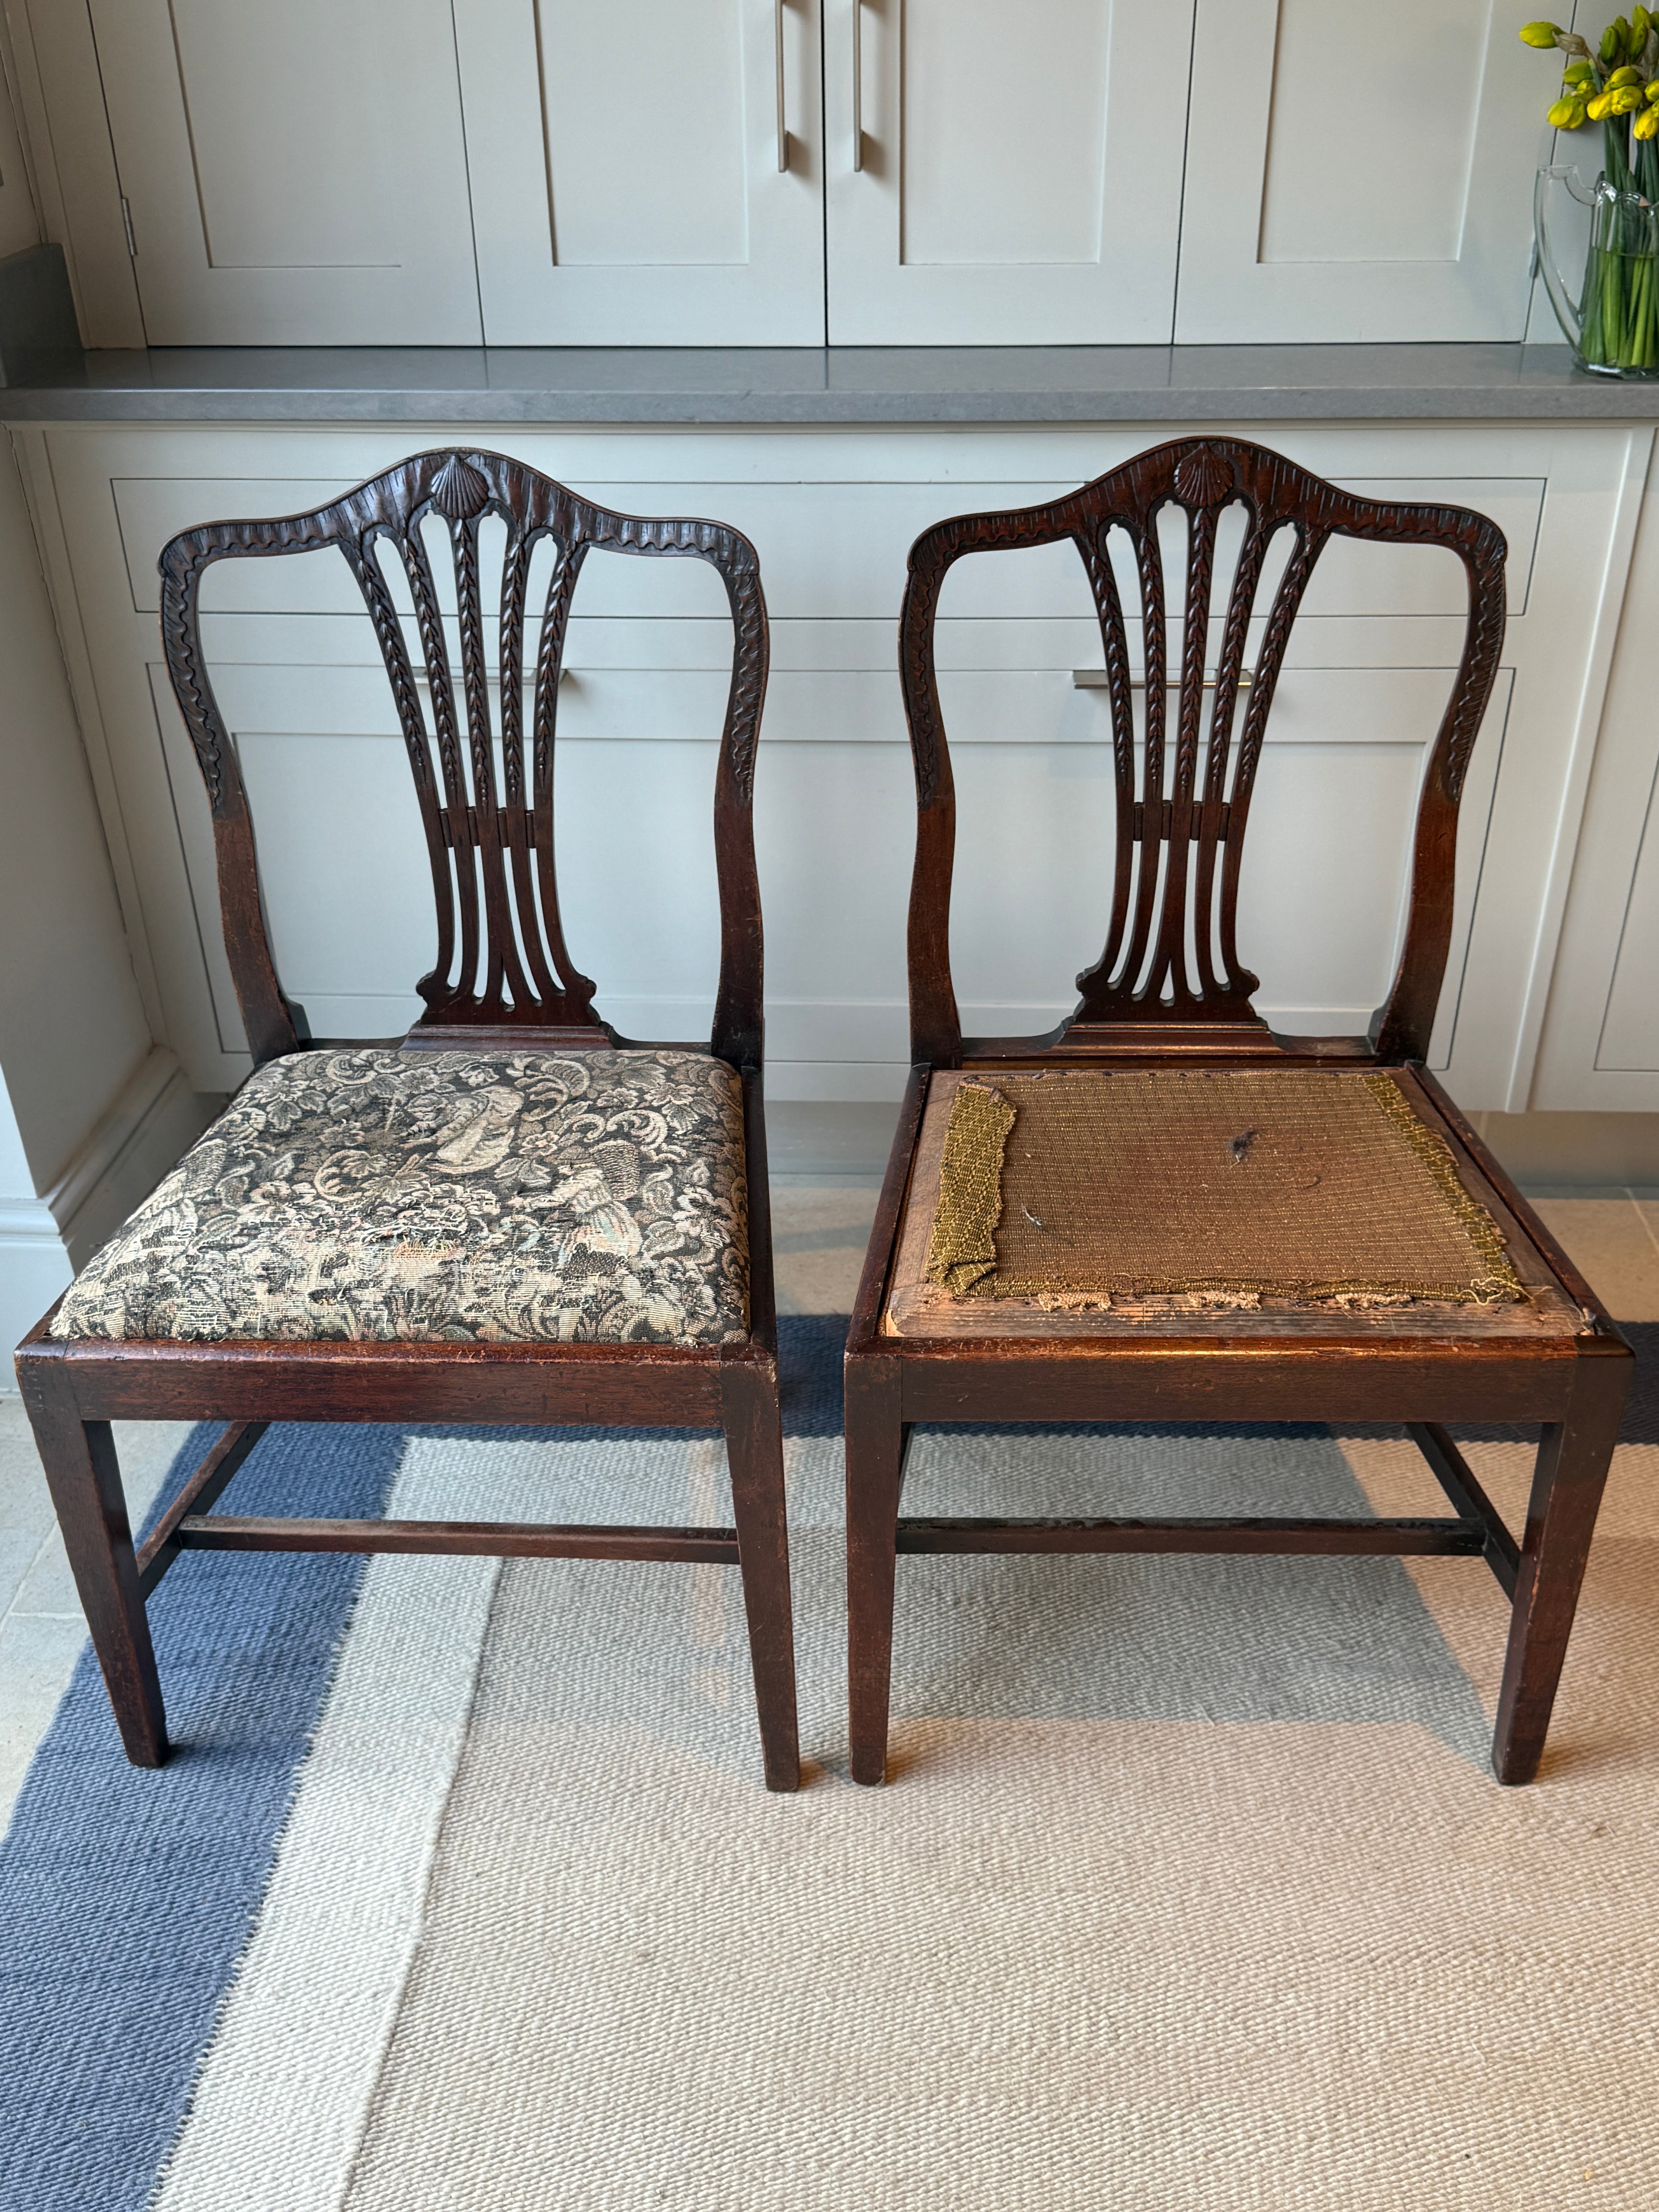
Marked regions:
[429,452,491,521]
[1172,446,1236,510]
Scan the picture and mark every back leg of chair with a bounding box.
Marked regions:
[20,1373,168,1768]
[845,1354,906,1786]
[1491,1345,1631,1785]
[721,1356,800,1792]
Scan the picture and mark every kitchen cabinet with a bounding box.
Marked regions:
[453,0,826,346]
[82,0,481,344]
[17,0,1568,347]
[821,0,1189,345]
[10,420,1643,1117]
[1177,0,1552,344]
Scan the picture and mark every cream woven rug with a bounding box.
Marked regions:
[168,1341,1659,2207]
[5,1318,1656,2210]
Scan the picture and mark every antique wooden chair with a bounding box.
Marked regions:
[846,434,1632,1789]
[15,447,799,1791]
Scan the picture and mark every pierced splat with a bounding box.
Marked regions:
[899,436,1507,1066]
[158,448,770,1070]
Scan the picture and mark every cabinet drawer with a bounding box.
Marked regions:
[196,641,1488,753]
[113,472,1544,622]
[154,653,1508,1080]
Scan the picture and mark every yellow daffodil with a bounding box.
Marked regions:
[1602,22,1628,63]
[1611,82,1645,109]
[1636,102,1659,134]
[1587,88,1615,116]
[1608,63,1644,84]
[1565,58,1597,84]
[1520,20,1563,45]
[1549,94,1590,125]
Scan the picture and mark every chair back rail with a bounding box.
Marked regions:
[158,448,770,1070]
[899,436,1507,1066]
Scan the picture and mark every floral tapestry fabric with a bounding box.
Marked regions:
[50,1048,749,1347]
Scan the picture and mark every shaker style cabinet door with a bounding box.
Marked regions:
[1176,0,1551,343]
[453,0,825,345]
[84,0,483,344]
[823,0,1191,345]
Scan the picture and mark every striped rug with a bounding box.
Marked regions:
[3,1316,1656,2210]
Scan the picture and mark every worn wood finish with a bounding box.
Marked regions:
[158,447,769,1068]
[14,453,799,1792]
[845,1352,907,1788]
[23,1318,730,1426]
[172,1518,743,1564]
[900,436,1508,1068]
[136,1420,269,1596]
[16,1364,167,1767]
[1408,1422,1522,1596]
[1493,1344,1629,1784]
[894,1516,1489,1559]
[847,434,1632,1789]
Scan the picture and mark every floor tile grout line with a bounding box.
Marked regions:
[1624,1186,1659,1267]
[0,1528,65,1632]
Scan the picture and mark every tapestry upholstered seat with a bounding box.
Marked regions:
[51,1047,749,1348]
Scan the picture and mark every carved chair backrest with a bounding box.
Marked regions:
[160,448,770,1071]
[899,436,1507,1067]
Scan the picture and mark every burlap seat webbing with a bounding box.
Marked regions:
[924,1068,1520,1307]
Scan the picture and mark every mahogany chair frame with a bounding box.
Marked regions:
[845,435,1632,1789]
[15,447,799,1791]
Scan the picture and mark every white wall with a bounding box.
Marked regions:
[0,434,213,1383]
[0,436,153,1187]
[0,1063,69,1378]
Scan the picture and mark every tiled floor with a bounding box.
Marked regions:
[3,1177,1655,1831]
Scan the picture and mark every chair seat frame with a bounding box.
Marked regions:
[15,448,799,1791]
[845,437,1632,1789]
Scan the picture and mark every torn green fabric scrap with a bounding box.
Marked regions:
[923,1082,1017,1295]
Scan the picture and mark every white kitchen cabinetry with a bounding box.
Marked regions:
[821,0,1191,345]
[1532,450,1659,1111]
[80,0,482,344]
[19,0,1568,346]
[1177,0,1552,344]
[454,0,826,346]
[10,421,1644,1118]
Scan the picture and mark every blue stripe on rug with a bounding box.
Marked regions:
[0,1316,847,2212]
[0,1423,408,2212]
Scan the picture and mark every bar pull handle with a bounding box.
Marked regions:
[852,0,863,170]
[775,0,789,172]
[1072,669,1255,691]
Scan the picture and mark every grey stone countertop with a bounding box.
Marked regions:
[5,342,1659,423]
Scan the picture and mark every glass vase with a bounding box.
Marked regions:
[1535,164,1659,378]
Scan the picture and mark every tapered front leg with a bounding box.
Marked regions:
[845,1353,906,1786]
[721,1355,800,1792]
[1492,1345,1631,1785]
[21,1374,168,1768]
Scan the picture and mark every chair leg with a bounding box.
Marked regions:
[721,1357,800,1792]
[21,1379,168,1768]
[1491,1350,1630,1785]
[845,1353,905,1786]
